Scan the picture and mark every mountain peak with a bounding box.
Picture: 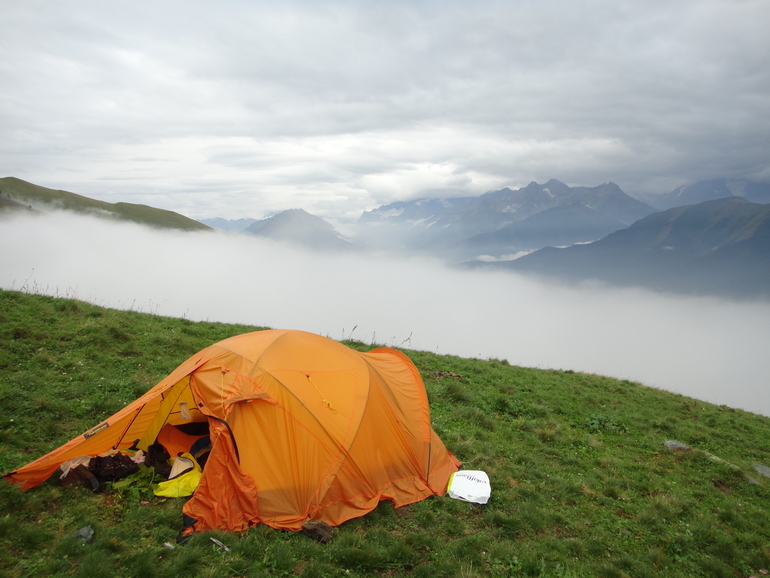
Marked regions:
[243,208,353,252]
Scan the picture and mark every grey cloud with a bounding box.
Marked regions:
[1,0,769,216]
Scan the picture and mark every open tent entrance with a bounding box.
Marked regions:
[136,376,209,453]
[137,376,203,450]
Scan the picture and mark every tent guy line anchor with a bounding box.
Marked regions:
[305,372,337,412]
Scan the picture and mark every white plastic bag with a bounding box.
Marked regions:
[59,455,92,479]
[447,470,491,504]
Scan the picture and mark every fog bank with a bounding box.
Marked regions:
[3,211,769,416]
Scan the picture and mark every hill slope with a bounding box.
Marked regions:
[0,177,210,232]
[1,290,770,577]
[496,197,770,299]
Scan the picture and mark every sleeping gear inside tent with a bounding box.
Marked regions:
[5,329,461,533]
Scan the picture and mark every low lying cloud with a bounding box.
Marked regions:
[3,210,769,416]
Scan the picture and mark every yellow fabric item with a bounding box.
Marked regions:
[154,453,202,498]
[6,330,461,533]
[137,376,200,452]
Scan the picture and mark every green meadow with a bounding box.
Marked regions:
[0,177,209,232]
[1,289,769,577]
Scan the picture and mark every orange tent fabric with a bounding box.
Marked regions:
[157,423,206,457]
[5,330,461,532]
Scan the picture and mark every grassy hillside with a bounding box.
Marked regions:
[1,290,770,577]
[0,177,210,232]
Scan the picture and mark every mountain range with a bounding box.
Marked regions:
[3,174,769,299]
[358,180,656,258]
[479,197,770,299]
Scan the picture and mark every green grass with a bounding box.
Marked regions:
[2,289,770,577]
[0,177,210,231]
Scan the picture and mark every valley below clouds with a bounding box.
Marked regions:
[3,210,769,417]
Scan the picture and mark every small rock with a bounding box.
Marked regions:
[73,526,94,543]
[663,440,691,451]
[302,520,337,544]
[753,464,770,478]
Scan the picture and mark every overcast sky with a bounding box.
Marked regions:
[2,0,769,220]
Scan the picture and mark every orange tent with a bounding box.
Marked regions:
[5,330,460,532]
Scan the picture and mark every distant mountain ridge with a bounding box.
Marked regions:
[4,174,770,300]
[0,177,209,232]
[242,208,354,252]
[465,203,627,255]
[200,217,257,233]
[489,197,770,299]
[359,179,656,259]
[460,182,655,258]
[651,178,770,209]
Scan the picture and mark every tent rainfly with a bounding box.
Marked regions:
[5,330,461,533]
